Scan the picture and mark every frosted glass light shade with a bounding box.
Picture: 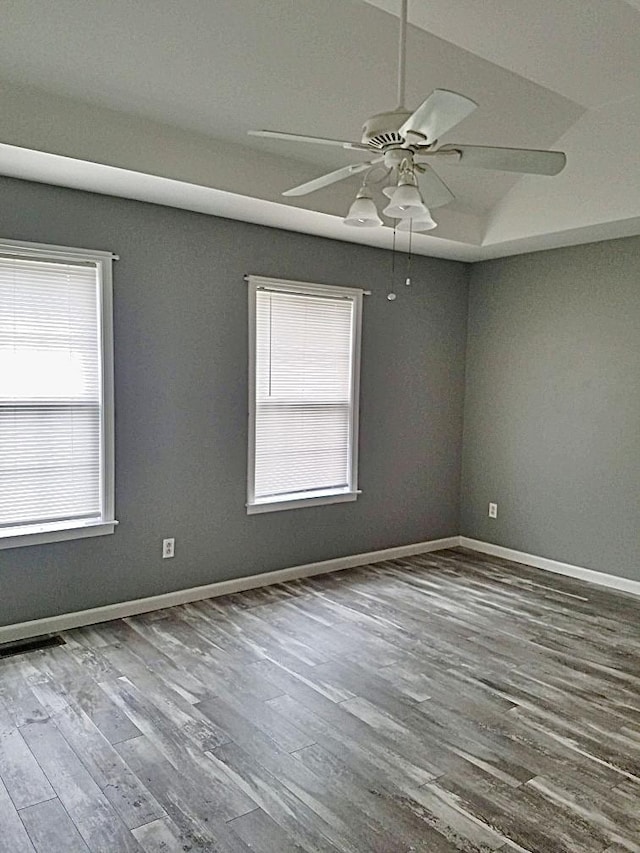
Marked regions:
[397,210,437,231]
[382,184,427,218]
[343,189,382,227]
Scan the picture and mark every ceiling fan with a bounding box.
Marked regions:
[248,0,566,231]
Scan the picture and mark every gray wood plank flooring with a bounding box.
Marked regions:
[1,547,639,852]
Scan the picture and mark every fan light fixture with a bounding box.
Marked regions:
[382,171,427,218]
[396,211,437,232]
[343,187,383,227]
[342,163,437,230]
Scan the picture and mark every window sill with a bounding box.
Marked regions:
[0,520,118,550]
[247,490,359,515]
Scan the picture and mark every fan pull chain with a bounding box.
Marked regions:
[406,223,413,287]
[388,226,398,300]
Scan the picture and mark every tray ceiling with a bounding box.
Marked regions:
[0,0,638,260]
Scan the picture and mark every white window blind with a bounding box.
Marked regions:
[0,243,115,546]
[248,276,363,513]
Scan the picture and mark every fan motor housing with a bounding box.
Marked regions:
[361,109,412,148]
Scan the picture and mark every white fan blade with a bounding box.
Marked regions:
[249,129,369,152]
[417,165,454,209]
[400,89,478,143]
[282,161,379,197]
[437,144,566,175]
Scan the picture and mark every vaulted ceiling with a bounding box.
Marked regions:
[0,0,638,260]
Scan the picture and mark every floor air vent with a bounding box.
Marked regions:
[0,634,66,659]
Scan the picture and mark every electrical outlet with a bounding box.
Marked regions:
[488,503,498,519]
[162,537,175,558]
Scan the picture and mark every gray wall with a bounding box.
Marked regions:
[0,177,469,626]
[462,236,640,581]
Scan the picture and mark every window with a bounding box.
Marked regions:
[0,239,116,549]
[247,275,363,514]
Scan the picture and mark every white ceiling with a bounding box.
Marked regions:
[366,0,640,108]
[0,0,638,260]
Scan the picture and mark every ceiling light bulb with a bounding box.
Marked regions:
[382,179,427,218]
[343,188,382,228]
[396,210,437,232]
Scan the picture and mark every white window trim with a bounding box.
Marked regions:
[246,275,363,515]
[0,238,117,550]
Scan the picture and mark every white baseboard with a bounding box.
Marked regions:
[6,534,635,645]
[0,536,459,644]
[460,536,640,598]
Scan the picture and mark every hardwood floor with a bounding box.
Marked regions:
[1,547,639,852]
